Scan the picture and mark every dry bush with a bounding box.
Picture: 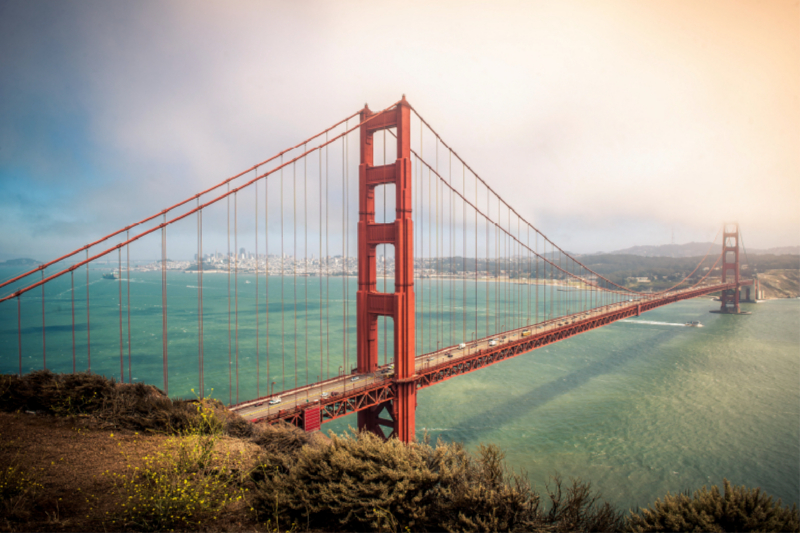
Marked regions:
[0,371,223,436]
[251,430,625,532]
[252,430,437,531]
[629,479,800,532]
[250,421,314,455]
[539,474,625,532]
[0,456,44,528]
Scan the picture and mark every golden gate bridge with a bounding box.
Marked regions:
[0,96,755,443]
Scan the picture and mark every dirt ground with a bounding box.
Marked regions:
[0,412,263,532]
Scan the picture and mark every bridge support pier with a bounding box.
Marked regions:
[357,96,417,443]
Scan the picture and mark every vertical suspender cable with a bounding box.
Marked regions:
[383,130,387,365]
[304,147,308,394]
[325,132,330,379]
[547,240,555,320]
[255,177,260,398]
[435,140,439,351]
[450,151,454,347]
[342,126,348,373]
[419,136,424,354]
[320,145,324,379]
[495,198,499,333]
[535,230,539,325]
[462,164,466,343]
[293,161,298,391]
[345,126,350,373]
[519,218,523,328]
[197,201,204,397]
[86,249,91,371]
[235,192,239,403]
[41,271,46,369]
[281,155,286,392]
[475,171,478,338]
[71,270,75,373]
[126,230,132,383]
[428,166,432,351]
[161,214,168,395]
[265,168,270,393]
[413,121,425,353]
[419,127,423,355]
[562,250,565,316]
[264,164,272,394]
[449,150,453,347]
[227,185,232,403]
[558,246,561,318]
[486,183,489,337]
[118,248,123,381]
[18,296,22,376]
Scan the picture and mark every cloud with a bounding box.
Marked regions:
[0,0,797,262]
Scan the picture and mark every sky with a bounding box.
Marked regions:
[0,0,798,262]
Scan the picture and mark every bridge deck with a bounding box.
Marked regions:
[232,281,745,428]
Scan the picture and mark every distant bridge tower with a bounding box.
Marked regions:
[356,96,417,442]
[720,222,740,313]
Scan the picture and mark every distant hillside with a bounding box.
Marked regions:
[608,243,800,258]
[758,269,800,299]
[0,257,41,267]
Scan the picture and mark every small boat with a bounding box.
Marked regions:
[102,271,118,280]
[684,321,703,327]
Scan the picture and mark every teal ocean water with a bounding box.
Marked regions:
[1,265,798,511]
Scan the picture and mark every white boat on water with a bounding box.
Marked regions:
[684,321,703,327]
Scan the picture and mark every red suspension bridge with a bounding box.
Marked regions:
[0,96,755,443]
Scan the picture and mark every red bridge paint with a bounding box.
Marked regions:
[356,96,416,442]
[243,280,752,433]
[303,406,321,433]
[231,99,753,444]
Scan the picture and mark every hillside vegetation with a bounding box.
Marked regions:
[1,371,797,532]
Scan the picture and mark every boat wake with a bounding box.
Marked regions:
[619,319,687,327]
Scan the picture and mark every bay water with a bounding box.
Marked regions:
[1,265,797,511]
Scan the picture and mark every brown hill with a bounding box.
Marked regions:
[758,269,800,299]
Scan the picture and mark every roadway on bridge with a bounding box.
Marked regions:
[233,297,660,422]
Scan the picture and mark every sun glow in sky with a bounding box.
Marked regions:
[0,0,797,261]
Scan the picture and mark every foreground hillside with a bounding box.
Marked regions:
[1,372,797,532]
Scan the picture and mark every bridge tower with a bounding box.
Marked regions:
[356,96,417,442]
[720,222,740,313]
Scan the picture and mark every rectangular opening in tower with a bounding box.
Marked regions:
[374,184,397,224]
[377,315,395,368]
[372,127,398,164]
[375,244,396,293]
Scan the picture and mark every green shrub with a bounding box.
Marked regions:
[629,478,800,532]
